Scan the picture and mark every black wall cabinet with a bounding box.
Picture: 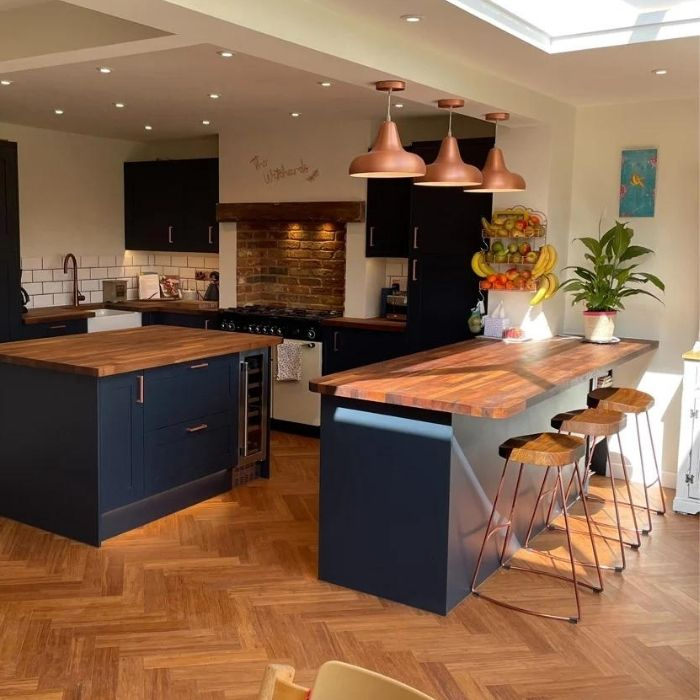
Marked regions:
[0,141,21,343]
[124,158,219,253]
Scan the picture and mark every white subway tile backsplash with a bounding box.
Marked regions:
[77,268,91,280]
[53,293,73,306]
[90,291,103,303]
[81,255,99,267]
[121,253,133,267]
[33,294,54,307]
[148,255,156,265]
[385,263,403,277]
[21,257,42,271]
[155,254,171,265]
[21,270,32,283]
[179,267,197,279]
[53,269,71,281]
[23,282,43,295]
[80,280,99,292]
[124,266,140,277]
[171,255,189,267]
[107,266,124,278]
[43,255,63,270]
[43,281,63,294]
[204,257,219,269]
[164,266,179,276]
[33,269,52,282]
[131,253,149,266]
[141,265,162,274]
[98,255,116,267]
[90,267,108,279]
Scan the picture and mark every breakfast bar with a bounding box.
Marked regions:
[310,336,657,614]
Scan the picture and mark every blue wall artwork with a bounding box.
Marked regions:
[619,148,657,218]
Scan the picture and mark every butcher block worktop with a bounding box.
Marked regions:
[22,301,219,324]
[0,326,280,377]
[321,316,406,332]
[310,336,658,419]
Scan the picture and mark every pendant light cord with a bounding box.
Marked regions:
[386,88,393,122]
[447,107,453,137]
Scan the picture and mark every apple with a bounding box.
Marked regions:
[505,267,519,281]
[520,270,532,280]
[504,219,515,231]
[507,242,518,254]
[518,242,531,255]
[514,219,526,231]
[511,253,522,263]
[525,251,538,263]
[495,253,508,263]
[491,241,505,253]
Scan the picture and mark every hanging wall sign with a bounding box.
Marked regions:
[249,154,320,185]
[619,148,657,218]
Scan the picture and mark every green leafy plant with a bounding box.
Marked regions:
[560,221,664,311]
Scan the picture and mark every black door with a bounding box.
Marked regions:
[124,160,183,251]
[365,178,411,257]
[181,159,219,253]
[0,141,21,343]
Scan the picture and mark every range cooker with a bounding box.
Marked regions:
[218,306,339,428]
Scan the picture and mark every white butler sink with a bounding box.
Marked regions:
[87,308,142,333]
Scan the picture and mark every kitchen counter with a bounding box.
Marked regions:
[311,336,657,419]
[22,300,219,324]
[321,316,406,333]
[0,325,280,377]
[313,335,658,614]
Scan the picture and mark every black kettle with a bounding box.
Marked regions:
[20,277,29,313]
[203,271,219,302]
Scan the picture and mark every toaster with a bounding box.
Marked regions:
[102,279,128,303]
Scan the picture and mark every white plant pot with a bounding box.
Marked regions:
[583,311,617,342]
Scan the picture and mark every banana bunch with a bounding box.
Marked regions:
[529,272,559,306]
[470,250,496,278]
[531,243,557,279]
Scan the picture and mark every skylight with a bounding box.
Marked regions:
[444,0,700,52]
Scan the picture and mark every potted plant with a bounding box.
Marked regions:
[560,221,664,343]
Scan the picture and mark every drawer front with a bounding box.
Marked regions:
[144,411,234,495]
[17,318,87,340]
[144,355,234,431]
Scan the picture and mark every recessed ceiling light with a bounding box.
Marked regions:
[652,68,668,75]
[114,102,125,109]
[202,120,211,125]
[98,66,112,74]
[218,50,234,58]
[319,81,332,87]
[290,112,302,118]
[401,14,422,22]
[208,93,220,99]
[0,79,12,86]
[394,103,404,109]
[144,125,153,131]
[54,109,64,115]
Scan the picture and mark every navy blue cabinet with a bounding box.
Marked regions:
[99,373,145,511]
[152,311,217,329]
[15,318,87,340]
[0,141,21,343]
[322,326,407,375]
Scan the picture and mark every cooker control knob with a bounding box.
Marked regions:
[307,328,316,340]
[262,326,269,334]
[276,327,283,336]
[247,323,255,332]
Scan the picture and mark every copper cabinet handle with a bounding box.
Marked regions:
[168,226,173,244]
[208,226,213,245]
[136,375,144,404]
[369,226,375,247]
[49,324,67,330]
[413,226,419,249]
[333,331,339,352]
[186,423,208,433]
[190,362,209,369]
[412,259,418,282]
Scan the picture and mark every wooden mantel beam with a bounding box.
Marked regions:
[216,201,365,224]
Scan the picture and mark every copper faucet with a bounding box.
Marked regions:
[63,253,85,307]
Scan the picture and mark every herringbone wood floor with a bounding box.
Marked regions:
[0,432,697,699]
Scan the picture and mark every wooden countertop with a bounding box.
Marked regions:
[22,301,219,325]
[0,326,280,377]
[310,336,658,419]
[321,316,406,333]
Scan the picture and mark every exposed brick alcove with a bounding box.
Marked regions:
[236,222,346,311]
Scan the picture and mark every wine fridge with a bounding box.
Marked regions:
[238,348,270,468]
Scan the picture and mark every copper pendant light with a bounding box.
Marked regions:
[414,99,482,187]
[464,112,526,193]
[349,80,426,178]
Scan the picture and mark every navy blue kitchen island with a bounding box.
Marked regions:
[310,336,657,614]
[0,325,279,545]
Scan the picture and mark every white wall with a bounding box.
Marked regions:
[565,97,700,486]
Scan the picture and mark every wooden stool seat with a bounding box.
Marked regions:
[551,408,626,437]
[499,432,585,466]
[588,387,654,414]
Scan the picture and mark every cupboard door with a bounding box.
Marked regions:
[322,327,407,374]
[365,178,411,257]
[0,141,21,343]
[181,159,219,253]
[99,373,144,511]
[124,160,183,251]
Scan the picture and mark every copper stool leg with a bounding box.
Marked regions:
[646,411,667,516]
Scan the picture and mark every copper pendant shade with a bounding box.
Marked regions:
[465,112,526,193]
[349,80,426,178]
[415,99,482,187]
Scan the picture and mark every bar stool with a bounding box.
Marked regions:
[549,408,641,572]
[471,432,603,624]
[588,387,666,533]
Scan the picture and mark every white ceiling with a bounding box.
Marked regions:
[0,0,697,142]
[445,0,700,52]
